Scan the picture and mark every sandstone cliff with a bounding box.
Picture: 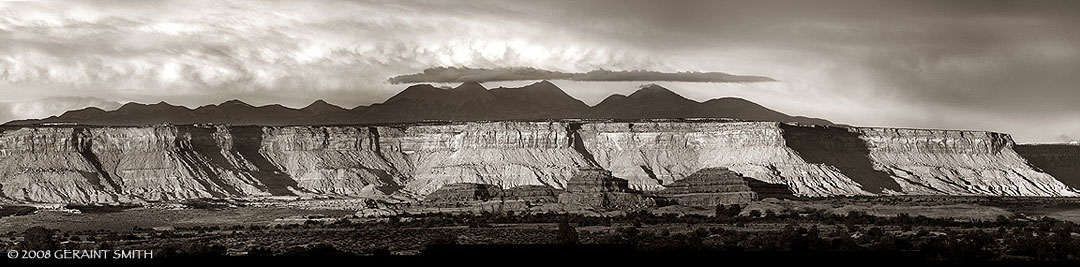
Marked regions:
[0,121,1076,204]
[576,121,1077,196]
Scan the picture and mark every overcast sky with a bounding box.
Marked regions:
[1,0,1078,143]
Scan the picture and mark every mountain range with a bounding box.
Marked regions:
[5,81,833,126]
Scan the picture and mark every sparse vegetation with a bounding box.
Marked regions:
[2,205,1078,261]
[3,197,1080,261]
[0,205,37,217]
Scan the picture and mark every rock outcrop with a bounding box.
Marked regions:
[579,122,1078,197]
[563,169,633,193]
[557,169,655,209]
[656,168,793,206]
[424,183,500,204]
[496,185,559,203]
[0,120,1077,204]
[384,122,594,198]
[423,183,559,206]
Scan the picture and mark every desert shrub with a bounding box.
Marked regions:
[0,205,37,217]
[162,243,226,257]
[748,210,762,218]
[246,247,276,257]
[19,227,58,250]
[714,204,742,218]
[282,244,351,257]
[180,198,229,210]
[556,221,579,244]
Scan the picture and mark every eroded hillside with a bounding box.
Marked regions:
[0,121,1076,204]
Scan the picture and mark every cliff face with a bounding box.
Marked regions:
[0,126,266,203]
[378,122,595,197]
[856,128,1072,196]
[0,121,1076,204]
[577,122,1077,196]
[0,126,404,203]
[579,122,867,195]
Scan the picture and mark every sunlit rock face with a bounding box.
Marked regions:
[577,122,1078,197]
[0,127,127,204]
[256,126,407,197]
[0,125,402,204]
[0,121,1076,204]
[0,126,269,204]
[578,122,869,195]
[557,168,655,209]
[655,167,794,206]
[378,122,597,198]
[857,128,1074,196]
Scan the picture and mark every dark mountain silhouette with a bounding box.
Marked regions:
[300,100,348,116]
[299,100,363,125]
[23,101,199,126]
[9,99,353,126]
[5,81,834,126]
[356,81,589,123]
[190,100,309,125]
[589,84,834,125]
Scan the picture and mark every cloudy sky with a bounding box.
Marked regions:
[0,0,1078,143]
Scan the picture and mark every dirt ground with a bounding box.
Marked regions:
[4,197,1080,233]
[0,207,354,232]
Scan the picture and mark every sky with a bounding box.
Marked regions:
[0,0,1078,143]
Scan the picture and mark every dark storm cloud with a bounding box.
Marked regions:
[387,67,775,84]
[0,0,1077,142]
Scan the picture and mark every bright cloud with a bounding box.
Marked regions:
[0,0,1077,142]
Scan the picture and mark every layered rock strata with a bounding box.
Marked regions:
[563,169,633,193]
[496,185,559,203]
[557,169,655,209]
[656,168,793,206]
[0,120,1076,204]
[423,183,499,203]
[579,122,1077,197]
[382,122,593,198]
[423,183,559,206]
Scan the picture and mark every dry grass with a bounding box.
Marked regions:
[0,207,354,232]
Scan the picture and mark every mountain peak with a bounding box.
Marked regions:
[306,99,332,107]
[221,99,253,107]
[59,107,108,117]
[121,101,182,109]
[386,84,446,104]
[523,80,562,91]
[303,99,346,113]
[594,94,629,107]
[628,84,692,102]
[453,81,487,92]
[6,83,833,127]
[637,83,671,92]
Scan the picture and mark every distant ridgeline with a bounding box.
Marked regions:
[5,81,833,126]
